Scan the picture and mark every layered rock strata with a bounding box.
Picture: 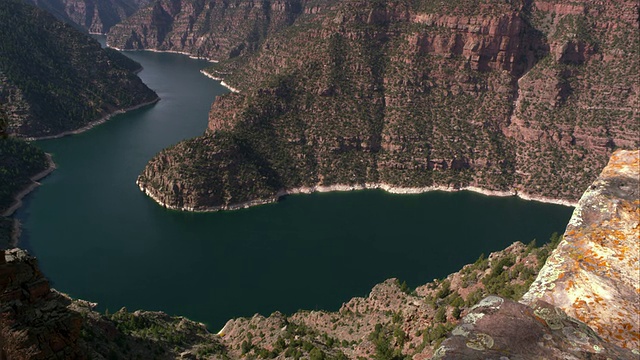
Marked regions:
[136,0,639,210]
[108,0,307,60]
[0,249,84,359]
[1,151,638,358]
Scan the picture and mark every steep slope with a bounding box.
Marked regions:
[107,0,312,60]
[0,109,50,248]
[137,0,638,211]
[0,249,85,359]
[0,0,158,138]
[0,248,224,359]
[0,139,50,247]
[25,0,146,34]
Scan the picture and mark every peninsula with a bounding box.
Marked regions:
[117,0,637,211]
[0,149,637,359]
[0,0,158,139]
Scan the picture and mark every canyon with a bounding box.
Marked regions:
[25,0,149,34]
[105,0,638,210]
[0,1,638,358]
[1,149,637,359]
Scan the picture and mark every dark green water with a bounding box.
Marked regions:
[16,38,574,330]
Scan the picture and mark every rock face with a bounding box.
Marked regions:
[184,239,565,359]
[433,297,634,359]
[435,149,639,359]
[108,0,306,59]
[522,150,640,350]
[0,248,224,359]
[135,0,639,211]
[0,249,84,359]
[0,0,158,138]
[25,0,144,34]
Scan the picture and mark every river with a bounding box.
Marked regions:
[15,37,574,330]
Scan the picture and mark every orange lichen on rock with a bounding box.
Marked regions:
[522,150,640,350]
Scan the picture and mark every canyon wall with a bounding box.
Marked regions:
[26,0,146,34]
[108,0,311,60]
[136,0,638,211]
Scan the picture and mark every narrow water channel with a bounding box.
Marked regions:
[15,37,574,329]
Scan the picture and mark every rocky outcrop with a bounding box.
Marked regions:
[522,150,640,350]
[0,248,224,359]
[203,240,561,359]
[435,149,639,358]
[0,0,158,138]
[136,0,638,211]
[25,0,144,34]
[0,249,84,359]
[433,297,635,359]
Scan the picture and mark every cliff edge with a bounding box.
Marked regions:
[522,149,640,350]
[435,149,639,359]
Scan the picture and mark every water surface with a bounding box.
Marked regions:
[16,38,574,329]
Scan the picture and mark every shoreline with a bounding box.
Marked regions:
[106,44,239,92]
[138,181,578,213]
[108,45,219,63]
[199,70,240,93]
[23,98,159,141]
[2,153,57,218]
[3,153,57,247]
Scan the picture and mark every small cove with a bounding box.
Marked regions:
[15,37,574,330]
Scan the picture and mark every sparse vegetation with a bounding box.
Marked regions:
[0,0,157,137]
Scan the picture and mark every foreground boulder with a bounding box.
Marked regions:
[434,296,634,359]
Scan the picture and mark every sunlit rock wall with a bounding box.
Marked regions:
[522,149,639,350]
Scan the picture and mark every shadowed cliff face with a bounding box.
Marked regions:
[0,248,224,359]
[136,0,638,211]
[0,249,84,360]
[0,0,158,138]
[25,0,145,34]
